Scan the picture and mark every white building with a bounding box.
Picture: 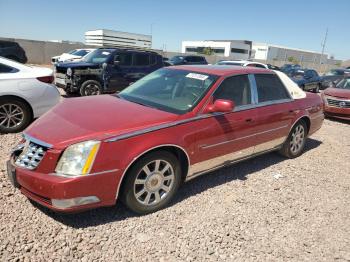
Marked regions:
[182,40,331,64]
[85,29,152,49]
[182,40,252,59]
[251,42,328,64]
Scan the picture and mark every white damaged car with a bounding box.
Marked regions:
[51,49,94,64]
[0,57,60,133]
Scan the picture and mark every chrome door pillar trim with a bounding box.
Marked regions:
[248,74,259,104]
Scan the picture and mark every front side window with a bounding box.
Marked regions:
[133,53,150,66]
[255,74,290,103]
[117,53,132,66]
[213,75,251,107]
[119,68,218,114]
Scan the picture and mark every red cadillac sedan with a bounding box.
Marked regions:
[323,76,350,120]
[7,66,324,214]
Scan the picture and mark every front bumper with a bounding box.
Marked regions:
[324,105,350,121]
[7,156,121,212]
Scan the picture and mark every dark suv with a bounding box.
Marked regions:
[0,41,27,63]
[166,55,208,66]
[55,48,164,96]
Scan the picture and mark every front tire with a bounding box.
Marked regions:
[121,151,182,214]
[80,80,102,96]
[0,97,32,133]
[279,120,307,158]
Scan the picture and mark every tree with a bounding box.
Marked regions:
[199,47,214,56]
[287,56,299,64]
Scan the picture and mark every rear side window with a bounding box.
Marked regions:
[255,74,290,103]
[254,64,266,68]
[133,53,150,66]
[150,54,157,65]
[0,63,17,73]
[213,75,252,106]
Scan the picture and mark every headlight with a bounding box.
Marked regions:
[55,140,100,177]
[67,68,72,76]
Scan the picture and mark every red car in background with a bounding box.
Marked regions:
[7,66,324,214]
[323,76,350,121]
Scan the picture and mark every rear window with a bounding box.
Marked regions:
[0,63,17,73]
[255,74,290,103]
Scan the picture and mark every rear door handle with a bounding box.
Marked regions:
[245,118,253,122]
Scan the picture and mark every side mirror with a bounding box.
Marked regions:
[203,99,235,114]
[102,62,108,70]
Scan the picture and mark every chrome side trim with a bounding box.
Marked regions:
[23,133,53,149]
[186,141,283,181]
[115,144,190,199]
[254,136,287,154]
[52,168,119,178]
[200,124,288,149]
[188,146,254,177]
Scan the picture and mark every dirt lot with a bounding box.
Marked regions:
[0,118,349,261]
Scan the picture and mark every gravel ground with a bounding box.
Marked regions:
[0,119,349,262]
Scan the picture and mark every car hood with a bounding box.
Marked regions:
[324,87,350,99]
[25,95,179,149]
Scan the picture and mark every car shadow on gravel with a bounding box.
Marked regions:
[40,138,322,228]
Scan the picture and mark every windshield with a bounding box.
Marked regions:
[289,70,305,78]
[68,49,77,54]
[82,49,112,63]
[72,49,90,57]
[119,68,218,114]
[169,56,184,63]
[336,78,350,90]
[325,70,342,76]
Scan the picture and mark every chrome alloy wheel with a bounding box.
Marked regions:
[290,124,305,154]
[0,103,24,129]
[84,83,101,96]
[134,160,175,206]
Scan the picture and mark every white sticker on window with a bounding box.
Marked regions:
[186,73,209,81]
[102,51,111,55]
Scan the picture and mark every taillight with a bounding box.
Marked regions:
[37,76,54,84]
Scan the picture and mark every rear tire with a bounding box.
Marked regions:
[120,151,182,214]
[0,97,32,133]
[279,120,307,158]
[80,80,102,96]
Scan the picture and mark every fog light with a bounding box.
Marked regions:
[52,196,100,209]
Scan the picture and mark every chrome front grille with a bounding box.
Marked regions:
[326,98,350,108]
[15,141,47,170]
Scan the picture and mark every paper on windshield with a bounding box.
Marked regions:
[186,73,209,81]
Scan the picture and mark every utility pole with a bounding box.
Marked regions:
[320,28,328,64]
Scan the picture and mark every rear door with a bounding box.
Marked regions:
[251,73,295,153]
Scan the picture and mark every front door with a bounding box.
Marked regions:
[189,74,259,177]
[108,52,133,92]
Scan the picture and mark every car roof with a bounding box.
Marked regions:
[170,65,272,76]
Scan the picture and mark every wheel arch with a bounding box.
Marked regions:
[0,94,34,119]
[291,115,311,135]
[116,144,190,199]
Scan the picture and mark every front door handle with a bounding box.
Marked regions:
[245,118,253,122]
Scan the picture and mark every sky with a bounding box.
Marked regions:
[0,0,349,60]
